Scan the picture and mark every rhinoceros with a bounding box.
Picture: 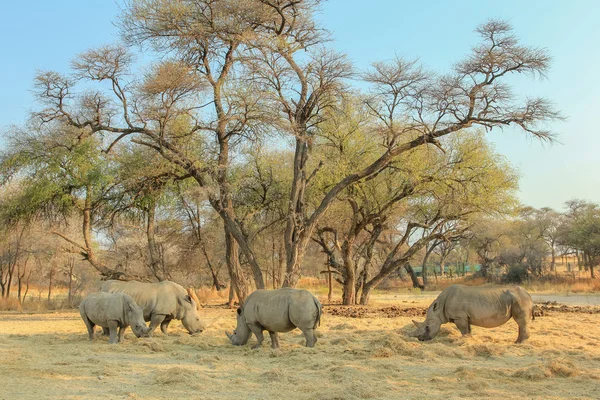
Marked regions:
[79,292,150,344]
[410,284,535,343]
[101,280,205,335]
[226,288,322,349]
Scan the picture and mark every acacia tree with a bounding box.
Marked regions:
[313,127,517,304]
[0,120,135,279]
[533,207,563,271]
[250,16,559,287]
[356,131,518,304]
[559,200,600,278]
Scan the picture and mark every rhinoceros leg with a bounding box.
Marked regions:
[301,328,317,347]
[160,319,171,335]
[248,323,264,349]
[107,320,119,344]
[268,331,280,349]
[515,323,530,343]
[81,315,96,341]
[148,314,167,335]
[118,325,128,343]
[454,319,472,337]
[511,305,531,343]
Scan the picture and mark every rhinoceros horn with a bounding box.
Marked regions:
[225,331,232,340]
[412,320,424,328]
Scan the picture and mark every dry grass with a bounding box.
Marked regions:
[0,297,22,312]
[525,279,600,294]
[1,295,600,399]
[193,286,230,304]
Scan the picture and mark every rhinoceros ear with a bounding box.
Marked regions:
[236,307,242,315]
[185,295,192,304]
[432,302,439,312]
[412,320,423,328]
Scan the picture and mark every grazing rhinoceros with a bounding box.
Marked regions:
[410,284,535,343]
[79,292,150,344]
[226,288,322,349]
[101,280,205,335]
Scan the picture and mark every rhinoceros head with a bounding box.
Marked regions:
[410,300,443,341]
[225,307,251,346]
[181,295,206,335]
[124,300,151,338]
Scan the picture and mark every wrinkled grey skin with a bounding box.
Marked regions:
[102,280,205,335]
[79,292,150,344]
[410,284,535,343]
[226,288,322,349]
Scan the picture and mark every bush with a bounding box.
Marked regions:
[502,264,529,284]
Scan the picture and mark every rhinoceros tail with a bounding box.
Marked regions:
[531,305,536,322]
[314,297,322,328]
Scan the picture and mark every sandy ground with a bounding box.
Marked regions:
[1,297,600,400]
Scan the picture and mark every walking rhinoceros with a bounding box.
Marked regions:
[410,284,535,343]
[79,292,150,344]
[101,280,205,335]
[226,288,322,349]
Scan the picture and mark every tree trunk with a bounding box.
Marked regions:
[17,274,23,303]
[201,245,224,291]
[405,264,424,290]
[327,264,333,303]
[550,242,556,272]
[479,258,491,277]
[22,270,32,305]
[421,245,435,287]
[278,241,285,288]
[47,267,54,304]
[439,253,449,280]
[67,259,74,306]
[356,226,379,303]
[271,236,277,289]
[225,229,250,304]
[283,136,310,288]
[340,240,357,305]
[355,266,367,305]
[341,271,355,306]
[6,263,15,299]
[146,198,167,281]
[228,283,235,308]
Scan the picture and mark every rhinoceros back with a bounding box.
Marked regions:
[102,280,183,321]
[80,292,130,326]
[244,288,321,331]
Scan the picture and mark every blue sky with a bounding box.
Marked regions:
[1,1,598,211]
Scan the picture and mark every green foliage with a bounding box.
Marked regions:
[0,122,115,225]
[502,263,529,284]
[559,201,600,266]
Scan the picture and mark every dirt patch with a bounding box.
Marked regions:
[536,302,600,316]
[325,305,426,318]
